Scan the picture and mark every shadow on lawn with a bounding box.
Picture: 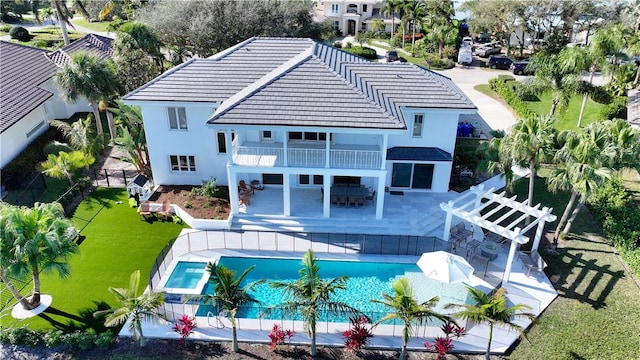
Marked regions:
[39,300,111,333]
[546,236,625,310]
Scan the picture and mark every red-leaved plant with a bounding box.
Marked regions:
[424,322,466,360]
[172,314,197,344]
[342,316,374,352]
[268,324,294,350]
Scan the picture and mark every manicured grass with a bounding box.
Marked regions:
[506,176,640,359]
[522,92,606,131]
[0,188,186,331]
[70,17,111,33]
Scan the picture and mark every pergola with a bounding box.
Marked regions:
[440,184,557,284]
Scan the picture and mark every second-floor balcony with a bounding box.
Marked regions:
[233,142,382,169]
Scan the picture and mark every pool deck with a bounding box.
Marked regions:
[127,229,558,356]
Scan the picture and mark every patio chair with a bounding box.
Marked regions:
[158,200,172,221]
[239,180,255,196]
[138,201,153,220]
[337,195,348,207]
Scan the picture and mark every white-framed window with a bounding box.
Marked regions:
[333,21,340,30]
[217,131,236,153]
[331,3,339,14]
[168,107,187,130]
[170,155,196,172]
[363,4,368,12]
[299,174,324,185]
[288,131,333,142]
[361,22,367,31]
[261,130,273,141]
[412,114,424,137]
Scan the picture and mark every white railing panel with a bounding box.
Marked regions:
[233,145,381,169]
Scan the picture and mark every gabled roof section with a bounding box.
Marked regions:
[343,63,476,110]
[0,41,57,134]
[46,34,113,67]
[208,57,404,129]
[122,37,319,103]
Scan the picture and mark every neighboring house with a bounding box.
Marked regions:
[627,89,640,130]
[314,0,398,36]
[0,34,113,169]
[122,37,477,220]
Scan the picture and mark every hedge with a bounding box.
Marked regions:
[488,76,535,118]
[342,45,378,59]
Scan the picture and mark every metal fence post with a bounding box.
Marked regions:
[104,169,110,187]
[122,169,127,185]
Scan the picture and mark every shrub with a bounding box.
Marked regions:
[333,41,342,48]
[0,24,11,32]
[43,329,65,347]
[599,96,627,120]
[423,53,455,69]
[6,327,42,347]
[588,178,640,250]
[9,26,30,41]
[184,201,193,208]
[173,314,197,345]
[191,177,223,197]
[342,316,374,352]
[424,322,466,360]
[268,324,293,350]
[94,331,115,350]
[342,45,377,60]
[63,331,96,351]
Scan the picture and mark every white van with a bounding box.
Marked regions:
[457,48,473,65]
[461,36,473,48]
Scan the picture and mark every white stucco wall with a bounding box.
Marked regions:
[40,79,92,119]
[1,106,49,169]
[139,103,228,186]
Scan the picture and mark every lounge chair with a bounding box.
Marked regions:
[158,200,172,221]
[138,201,153,220]
[239,180,255,196]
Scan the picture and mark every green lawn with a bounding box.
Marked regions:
[70,17,111,33]
[506,176,640,359]
[0,188,186,332]
[522,92,607,131]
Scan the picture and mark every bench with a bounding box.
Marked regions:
[519,250,547,277]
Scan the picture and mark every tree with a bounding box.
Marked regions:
[110,101,151,176]
[96,270,165,347]
[41,150,94,186]
[195,262,263,352]
[382,0,398,39]
[0,202,79,310]
[54,52,119,140]
[371,277,452,360]
[371,17,386,34]
[547,121,634,244]
[446,286,536,360]
[499,115,557,224]
[50,0,74,46]
[49,116,99,158]
[476,130,516,191]
[114,22,165,74]
[268,249,360,356]
[461,0,528,56]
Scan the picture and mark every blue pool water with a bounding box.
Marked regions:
[194,257,470,322]
[165,261,207,289]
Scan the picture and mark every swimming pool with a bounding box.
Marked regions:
[194,256,470,322]
[164,261,208,289]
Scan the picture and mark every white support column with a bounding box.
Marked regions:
[228,167,240,215]
[375,175,385,220]
[502,227,521,284]
[283,133,288,166]
[442,201,453,241]
[323,175,331,218]
[381,135,388,170]
[531,219,546,252]
[325,132,330,168]
[283,173,291,216]
[225,130,234,164]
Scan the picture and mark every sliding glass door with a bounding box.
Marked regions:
[391,163,434,189]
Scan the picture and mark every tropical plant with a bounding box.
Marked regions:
[371,277,453,360]
[41,150,94,186]
[499,115,557,223]
[50,0,75,45]
[381,0,398,38]
[191,262,263,352]
[476,130,515,190]
[402,0,427,56]
[54,52,119,139]
[49,117,99,158]
[424,322,466,360]
[342,316,374,352]
[96,270,165,347]
[268,249,361,356]
[268,324,294,351]
[0,202,79,310]
[371,17,386,34]
[172,314,196,345]
[110,101,151,176]
[446,286,536,360]
[114,22,165,74]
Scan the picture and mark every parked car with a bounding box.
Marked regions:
[385,50,399,62]
[474,33,491,44]
[487,56,513,70]
[457,48,473,65]
[510,60,534,75]
[475,42,501,57]
[461,36,473,48]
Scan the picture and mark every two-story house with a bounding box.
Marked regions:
[122,37,476,220]
[314,0,398,36]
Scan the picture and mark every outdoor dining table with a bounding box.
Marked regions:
[480,242,500,261]
[330,186,370,197]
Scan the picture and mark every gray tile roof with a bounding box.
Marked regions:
[46,34,113,67]
[386,147,453,161]
[123,37,476,130]
[0,41,57,134]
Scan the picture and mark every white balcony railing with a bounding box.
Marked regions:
[233,145,382,169]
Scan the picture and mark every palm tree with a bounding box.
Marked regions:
[499,115,557,224]
[268,249,360,356]
[114,22,165,73]
[476,130,516,191]
[382,0,398,39]
[110,101,151,176]
[193,262,263,352]
[50,0,74,45]
[525,47,587,116]
[402,0,426,56]
[49,116,99,158]
[549,120,639,243]
[371,277,453,360]
[41,150,95,186]
[97,270,165,347]
[54,52,119,140]
[446,286,536,360]
[0,202,79,310]
[371,17,386,34]
[427,24,457,59]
